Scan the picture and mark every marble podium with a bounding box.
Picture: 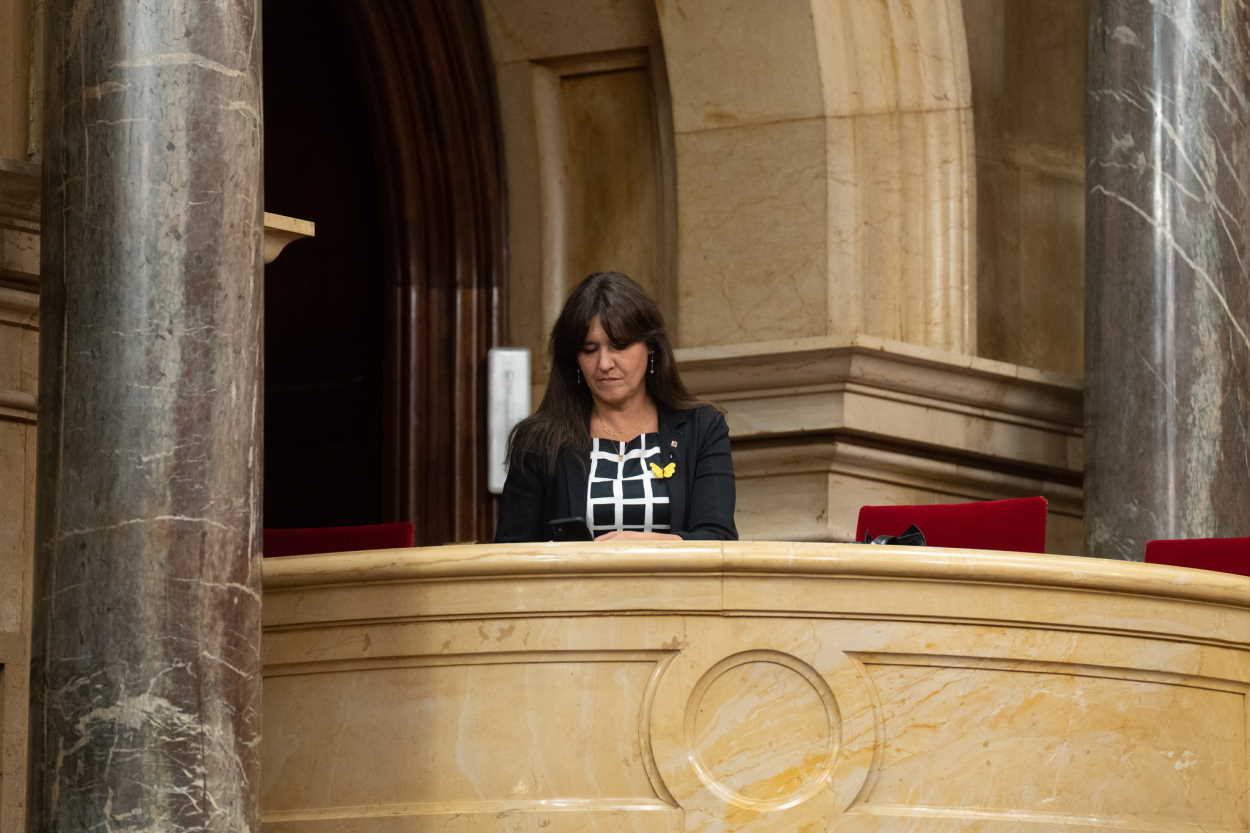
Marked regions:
[261,542,1250,832]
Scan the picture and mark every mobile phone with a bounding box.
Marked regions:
[547,516,593,542]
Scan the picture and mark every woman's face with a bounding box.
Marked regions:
[577,316,650,409]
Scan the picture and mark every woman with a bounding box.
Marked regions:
[496,272,737,542]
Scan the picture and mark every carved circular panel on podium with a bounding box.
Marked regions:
[685,651,838,808]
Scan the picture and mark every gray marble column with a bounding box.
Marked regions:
[1086,1,1250,559]
[28,2,263,832]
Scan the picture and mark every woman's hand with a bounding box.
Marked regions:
[594,530,682,541]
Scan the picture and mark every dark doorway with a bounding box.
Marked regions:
[262,1,506,543]
[262,0,386,529]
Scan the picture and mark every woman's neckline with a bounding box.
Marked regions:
[590,405,659,444]
[591,430,653,444]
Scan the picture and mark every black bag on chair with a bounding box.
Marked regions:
[863,524,926,546]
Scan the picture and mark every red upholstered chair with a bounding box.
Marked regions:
[1144,537,1250,576]
[855,496,1048,553]
[263,521,415,557]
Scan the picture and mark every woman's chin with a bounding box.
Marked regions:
[592,386,643,407]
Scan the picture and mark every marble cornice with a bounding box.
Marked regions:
[676,334,1081,422]
[676,334,1083,475]
[0,157,40,223]
[0,388,36,422]
[0,285,37,325]
[0,159,41,292]
[261,541,1250,636]
[734,440,1083,516]
[262,540,1235,602]
[0,286,37,422]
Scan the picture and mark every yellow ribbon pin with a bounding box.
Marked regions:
[649,461,676,479]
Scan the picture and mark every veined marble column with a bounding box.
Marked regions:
[29,2,263,832]
[1086,1,1250,559]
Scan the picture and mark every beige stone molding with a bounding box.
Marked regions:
[732,439,1083,544]
[677,333,1082,474]
[0,158,38,222]
[675,335,1084,550]
[0,216,38,291]
[0,285,37,423]
[734,441,1082,508]
[0,158,40,297]
[262,541,1242,609]
[261,541,1250,832]
[0,389,35,422]
[0,285,35,324]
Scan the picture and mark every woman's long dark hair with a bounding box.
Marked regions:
[508,272,703,471]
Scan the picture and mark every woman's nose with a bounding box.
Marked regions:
[597,350,615,371]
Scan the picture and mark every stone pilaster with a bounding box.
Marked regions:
[28,1,263,831]
[1086,0,1250,559]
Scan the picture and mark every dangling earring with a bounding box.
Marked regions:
[576,367,582,385]
[649,353,655,375]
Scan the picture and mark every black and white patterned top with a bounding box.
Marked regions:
[586,433,671,537]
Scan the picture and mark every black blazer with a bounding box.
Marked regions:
[495,405,737,542]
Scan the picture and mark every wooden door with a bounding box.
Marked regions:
[263,0,506,543]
